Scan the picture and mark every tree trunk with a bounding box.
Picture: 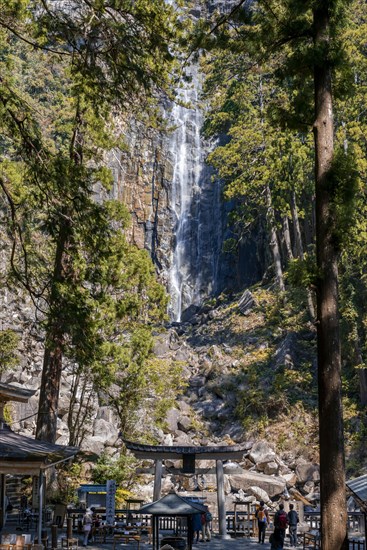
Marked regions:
[265,184,285,292]
[290,190,315,319]
[313,5,347,550]
[352,335,367,407]
[359,368,367,407]
[36,222,70,443]
[35,327,64,443]
[282,215,293,261]
[290,190,304,259]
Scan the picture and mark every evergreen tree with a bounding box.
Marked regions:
[201,1,355,547]
[0,1,179,443]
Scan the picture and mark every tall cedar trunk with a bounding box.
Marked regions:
[359,370,367,407]
[313,6,348,550]
[352,337,367,406]
[282,216,293,261]
[290,190,304,258]
[265,184,285,292]
[258,76,285,292]
[290,190,316,319]
[35,223,70,443]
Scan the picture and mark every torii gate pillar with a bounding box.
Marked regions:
[216,459,230,539]
[153,459,162,501]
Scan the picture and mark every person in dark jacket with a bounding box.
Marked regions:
[287,503,299,547]
[273,503,288,549]
[269,530,283,550]
[192,513,202,543]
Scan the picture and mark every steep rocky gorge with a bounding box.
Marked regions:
[2,279,323,511]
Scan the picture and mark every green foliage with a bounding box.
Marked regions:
[91,452,138,489]
[0,329,20,373]
[0,2,181,443]
[286,254,317,289]
[49,462,83,505]
[327,146,359,250]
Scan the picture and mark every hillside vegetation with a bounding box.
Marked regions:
[165,285,366,477]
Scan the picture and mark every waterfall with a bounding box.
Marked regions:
[168,65,222,322]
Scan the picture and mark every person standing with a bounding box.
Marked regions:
[287,503,299,547]
[273,503,288,549]
[269,530,283,550]
[82,508,93,547]
[203,507,212,542]
[255,500,269,544]
[192,513,202,544]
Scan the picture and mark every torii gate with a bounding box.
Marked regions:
[123,439,250,539]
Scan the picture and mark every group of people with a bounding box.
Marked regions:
[192,506,212,543]
[255,501,299,549]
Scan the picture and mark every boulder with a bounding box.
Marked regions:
[177,416,192,432]
[272,332,298,370]
[96,406,117,423]
[223,462,245,475]
[246,486,271,504]
[264,461,279,475]
[165,408,180,432]
[181,305,201,323]
[249,441,276,465]
[82,436,106,456]
[56,418,69,439]
[302,481,315,494]
[227,471,286,498]
[238,290,258,315]
[189,375,207,389]
[93,418,119,443]
[283,473,297,487]
[174,432,194,446]
[295,463,320,483]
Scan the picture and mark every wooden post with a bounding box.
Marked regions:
[216,460,229,539]
[37,470,44,546]
[0,473,5,530]
[51,525,58,549]
[67,517,73,539]
[153,460,162,502]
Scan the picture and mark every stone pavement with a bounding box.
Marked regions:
[83,535,294,550]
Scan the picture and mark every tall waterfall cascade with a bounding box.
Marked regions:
[168,65,222,322]
[106,4,258,320]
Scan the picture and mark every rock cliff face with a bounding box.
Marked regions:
[107,5,262,321]
[108,94,228,321]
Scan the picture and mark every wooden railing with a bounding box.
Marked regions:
[66,507,366,548]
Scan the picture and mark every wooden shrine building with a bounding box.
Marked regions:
[0,382,79,542]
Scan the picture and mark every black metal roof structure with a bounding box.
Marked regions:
[139,492,207,550]
[139,492,207,516]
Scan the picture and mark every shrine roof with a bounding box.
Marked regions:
[0,424,79,475]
